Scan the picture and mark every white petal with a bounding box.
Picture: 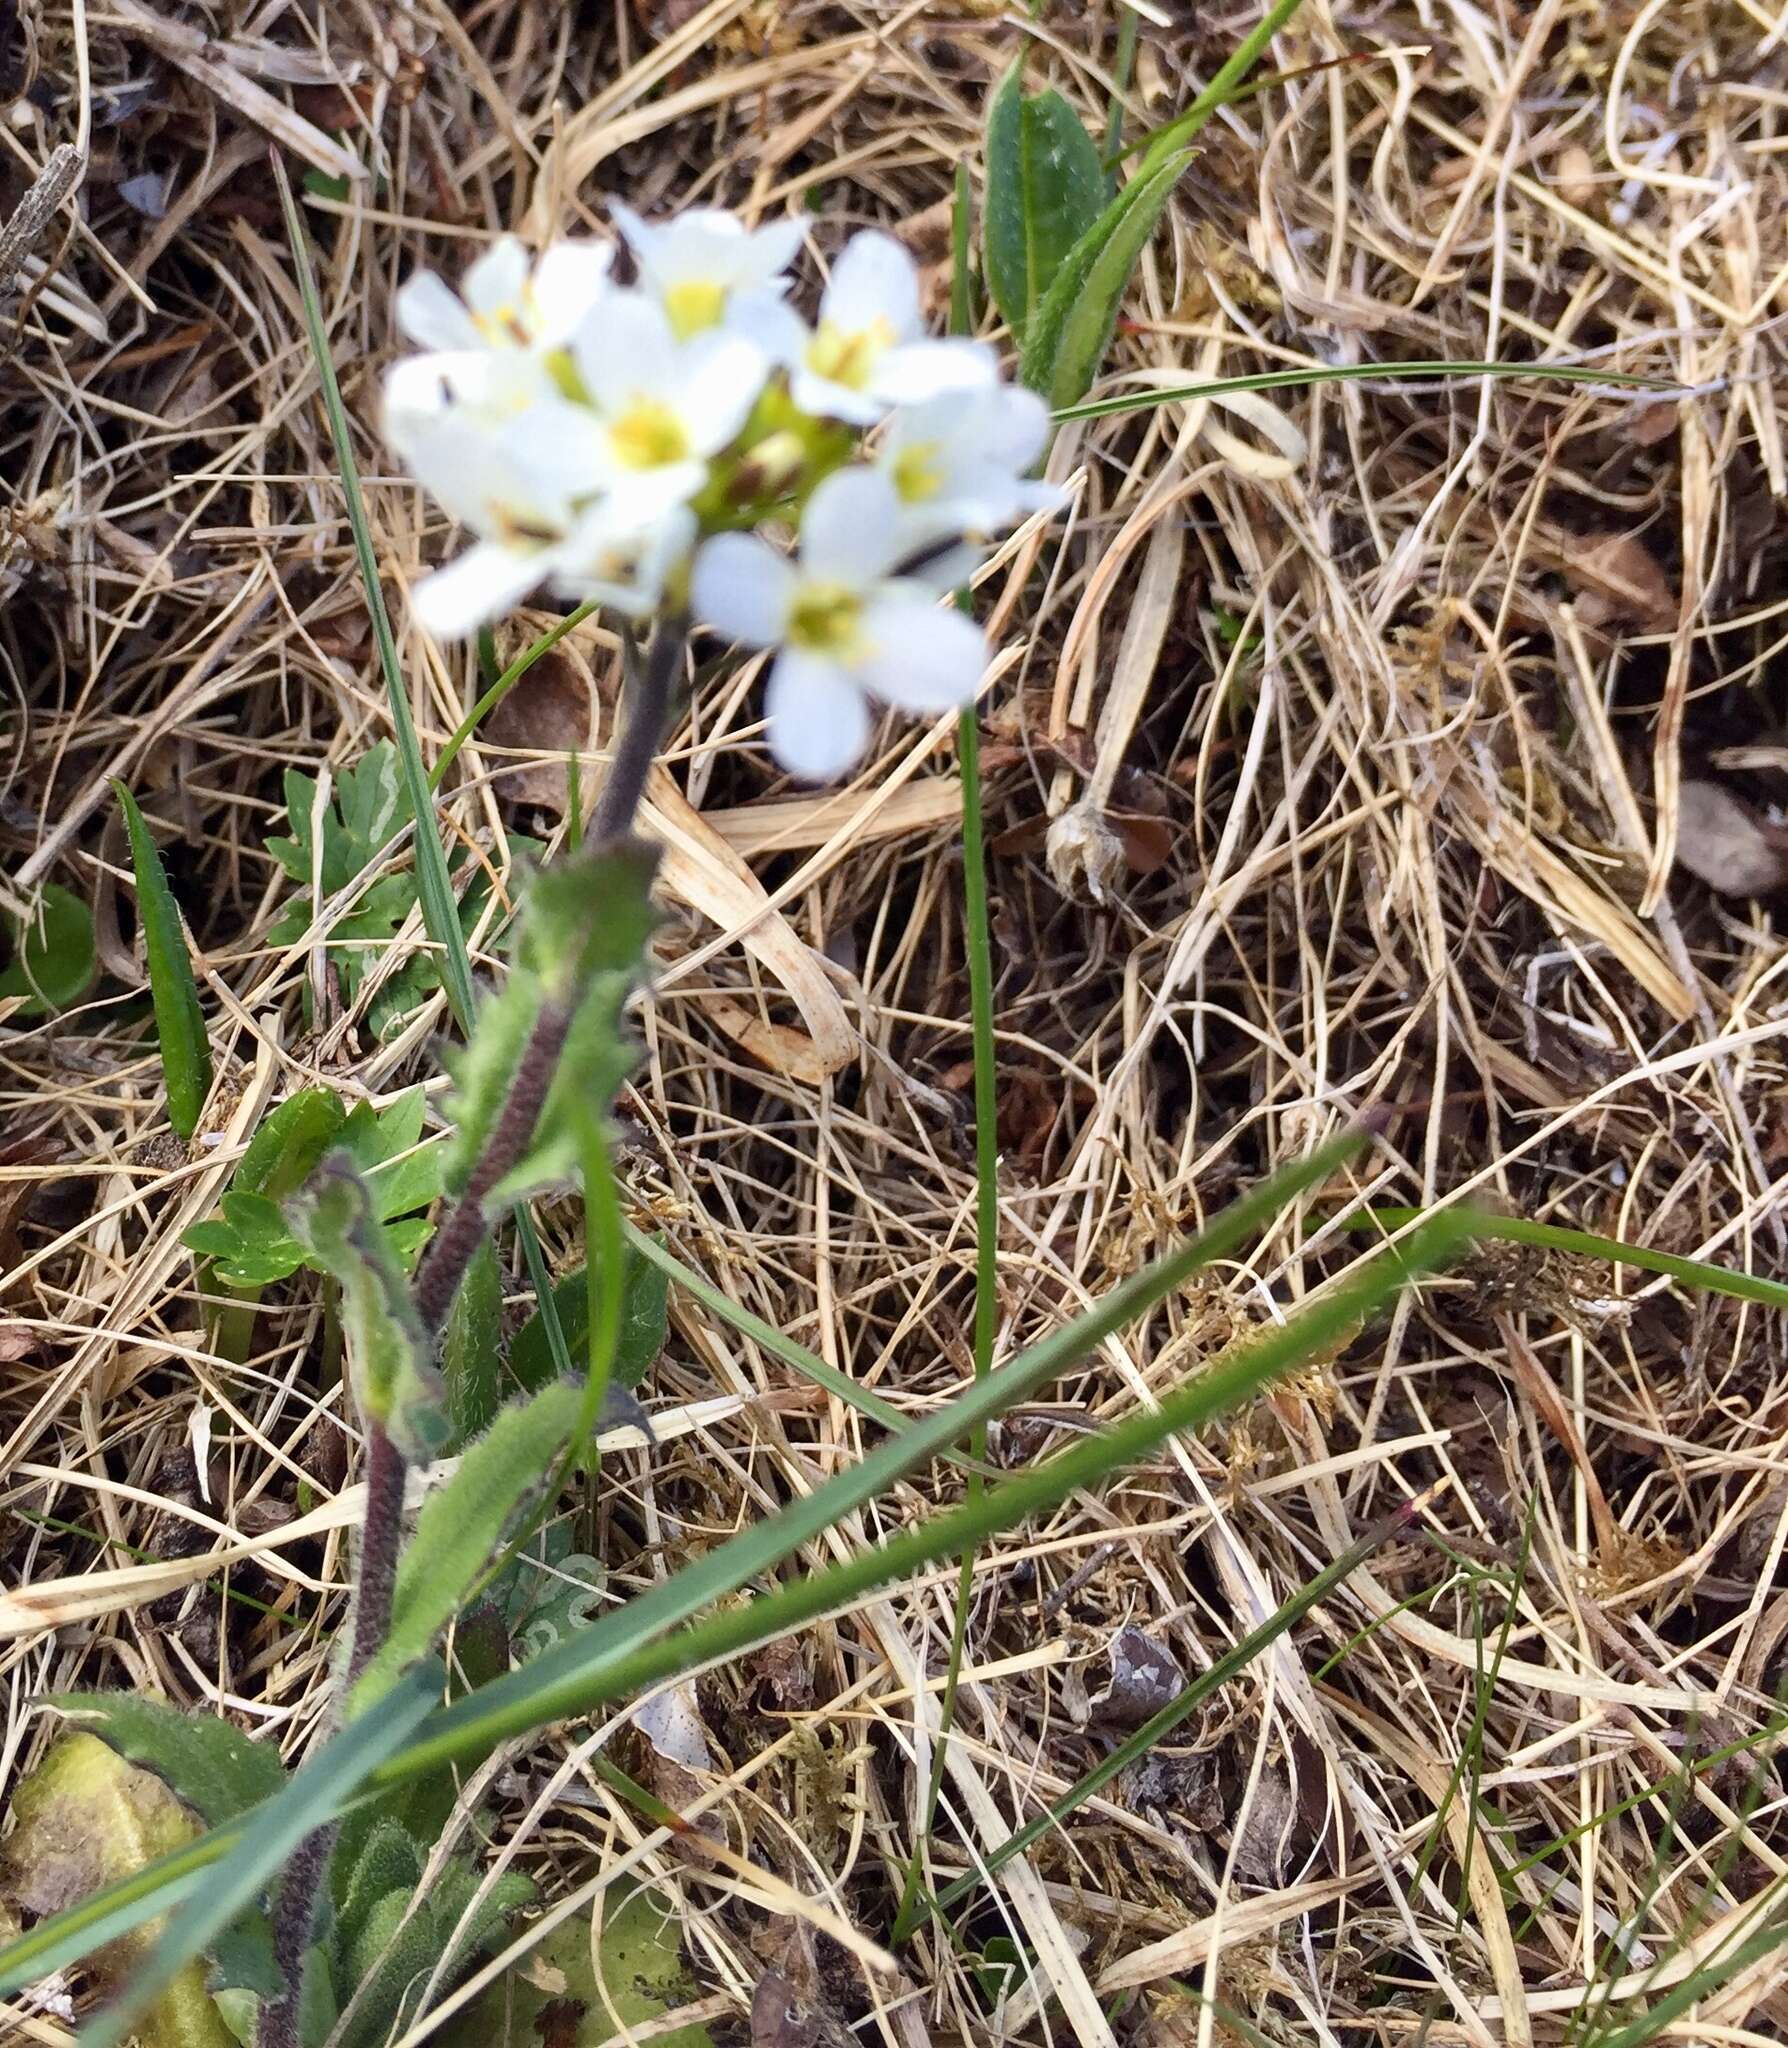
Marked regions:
[395,272,479,351]
[529,241,614,343]
[856,590,986,711]
[412,542,545,639]
[765,650,871,780]
[744,216,806,284]
[871,338,997,406]
[463,236,531,317]
[553,503,696,618]
[692,533,795,646]
[822,229,921,341]
[611,200,661,261]
[677,335,768,454]
[798,468,904,588]
[573,289,678,410]
[728,292,809,365]
[789,367,884,427]
[982,384,1052,470]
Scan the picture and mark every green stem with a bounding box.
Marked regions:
[891,708,1000,1944]
[1132,0,1310,170]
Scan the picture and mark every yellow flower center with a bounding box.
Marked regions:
[610,400,691,469]
[891,441,944,504]
[787,582,863,655]
[806,317,894,392]
[663,278,728,339]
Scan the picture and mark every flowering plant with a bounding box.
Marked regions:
[384,208,1059,779]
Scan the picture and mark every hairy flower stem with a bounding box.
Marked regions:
[591,614,686,843]
[260,623,684,2048]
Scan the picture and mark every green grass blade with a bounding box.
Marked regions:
[623,1221,986,1469]
[374,1212,1470,1791]
[0,1135,1401,1984]
[112,782,213,1141]
[382,1132,1375,1779]
[1051,358,1667,425]
[929,1488,1433,1920]
[1351,1206,1788,1312]
[429,601,599,795]
[76,1664,442,2046]
[1130,0,1309,170]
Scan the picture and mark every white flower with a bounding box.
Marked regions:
[874,385,1061,557]
[386,351,694,636]
[613,201,805,340]
[691,468,986,779]
[572,291,768,515]
[412,498,696,640]
[739,230,996,425]
[396,234,613,359]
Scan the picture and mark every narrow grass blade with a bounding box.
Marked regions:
[0,1137,1406,1982]
[375,1213,1470,1790]
[380,1132,1372,1779]
[624,1221,986,1468]
[1051,358,1667,425]
[113,781,212,1140]
[1352,1206,1788,1312]
[76,1663,441,2046]
[1128,0,1309,169]
[928,1486,1438,1920]
[429,601,599,794]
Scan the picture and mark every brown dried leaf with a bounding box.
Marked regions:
[484,652,601,815]
[1560,528,1677,633]
[1089,1625,1185,1728]
[1675,780,1788,897]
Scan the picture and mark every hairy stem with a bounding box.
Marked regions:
[258,1821,333,2048]
[591,614,685,843]
[346,1424,408,1684]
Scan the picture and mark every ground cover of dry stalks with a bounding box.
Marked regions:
[7,0,1788,2043]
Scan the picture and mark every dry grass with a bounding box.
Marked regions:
[7,0,1788,2042]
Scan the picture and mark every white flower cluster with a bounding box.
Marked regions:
[384,207,1059,777]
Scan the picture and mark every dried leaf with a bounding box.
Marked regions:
[1088,1625,1185,1727]
[484,652,600,816]
[1674,780,1788,897]
[1560,529,1677,633]
[0,1733,236,2048]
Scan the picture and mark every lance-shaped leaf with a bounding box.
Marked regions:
[351,1379,587,1710]
[115,782,213,1140]
[40,1696,287,1828]
[983,54,1106,340]
[287,1155,448,1461]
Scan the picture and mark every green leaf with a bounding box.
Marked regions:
[495,1527,603,1662]
[439,1881,712,2048]
[444,1239,505,1445]
[1020,146,1192,409]
[334,1820,421,1956]
[234,1089,347,1200]
[286,1157,448,1462]
[510,1245,668,1395]
[114,783,213,1139]
[75,1664,443,2048]
[42,1696,287,1828]
[0,881,97,1017]
[983,57,1106,339]
[352,1381,586,1711]
[338,1088,445,1225]
[184,1192,309,1288]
